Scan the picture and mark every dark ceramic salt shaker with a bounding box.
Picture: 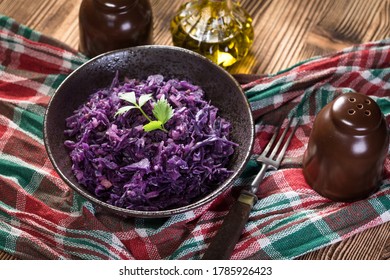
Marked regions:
[303,92,389,202]
[79,0,153,57]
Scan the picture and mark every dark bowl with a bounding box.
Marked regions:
[43,45,254,218]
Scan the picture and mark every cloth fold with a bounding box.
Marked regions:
[0,14,389,259]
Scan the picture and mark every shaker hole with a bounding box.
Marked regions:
[357,104,363,109]
[365,110,371,116]
[365,99,371,104]
[349,97,356,102]
[348,109,356,115]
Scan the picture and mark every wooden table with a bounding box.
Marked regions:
[1,0,389,260]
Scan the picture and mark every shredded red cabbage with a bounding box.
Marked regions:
[64,74,237,211]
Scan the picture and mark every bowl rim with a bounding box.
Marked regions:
[43,45,254,218]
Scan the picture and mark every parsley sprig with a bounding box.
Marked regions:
[115,92,174,133]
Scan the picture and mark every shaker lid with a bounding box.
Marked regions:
[331,92,383,134]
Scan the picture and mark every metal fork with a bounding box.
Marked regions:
[202,117,301,260]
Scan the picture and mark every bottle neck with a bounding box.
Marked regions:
[95,0,139,12]
[198,0,234,11]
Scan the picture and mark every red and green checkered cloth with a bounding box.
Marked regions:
[1,14,389,259]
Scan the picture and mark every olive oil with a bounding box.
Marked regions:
[171,0,253,68]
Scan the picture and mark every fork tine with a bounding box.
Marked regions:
[275,118,301,163]
[261,123,281,156]
[250,116,300,194]
[269,117,295,159]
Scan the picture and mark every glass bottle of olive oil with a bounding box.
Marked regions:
[170,0,254,68]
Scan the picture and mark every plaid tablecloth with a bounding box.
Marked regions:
[0,15,389,260]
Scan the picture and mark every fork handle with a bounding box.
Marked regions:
[202,190,257,260]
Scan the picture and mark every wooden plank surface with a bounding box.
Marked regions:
[0,0,389,260]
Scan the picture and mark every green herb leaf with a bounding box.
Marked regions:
[143,120,164,132]
[152,96,174,125]
[138,93,153,107]
[119,91,137,105]
[114,105,136,117]
[116,92,173,133]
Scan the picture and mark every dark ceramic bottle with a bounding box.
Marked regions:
[79,0,153,57]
